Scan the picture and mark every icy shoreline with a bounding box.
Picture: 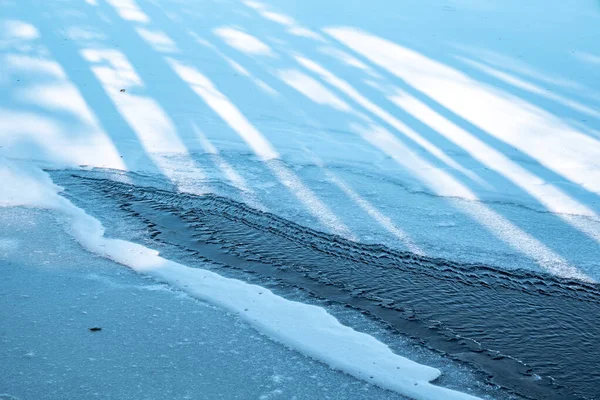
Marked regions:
[1,160,484,399]
[2,208,409,400]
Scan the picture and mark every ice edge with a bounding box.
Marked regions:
[0,159,481,400]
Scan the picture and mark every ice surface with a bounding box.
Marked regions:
[0,208,408,400]
[1,0,599,398]
[2,0,598,279]
[0,154,486,399]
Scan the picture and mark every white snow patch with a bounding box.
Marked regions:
[242,0,266,11]
[64,26,106,42]
[168,58,278,160]
[2,53,66,79]
[326,27,600,196]
[80,48,191,156]
[388,87,600,244]
[241,2,324,41]
[457,57,600,120]
[287,26,324,41]
[277,69,350,112]
[318,46,380,77]
[0,20,39,41]
[105,0,150,23]
[261,11,295,26]
[294,55,485,185]
[136,27,178,53]
[213,27,274,57]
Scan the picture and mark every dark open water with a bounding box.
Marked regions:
[53,170,600,400]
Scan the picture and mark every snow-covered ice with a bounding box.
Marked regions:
[1,207,409,400]
[1,0,599,398]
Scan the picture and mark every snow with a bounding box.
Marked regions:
[0,208,407,400]
[0,159,479,399]
[277,68,352,112]
[1,0,600,398]
[325,26,600,197]
[213,27,276,57]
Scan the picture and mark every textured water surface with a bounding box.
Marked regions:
[53,169,600,400]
